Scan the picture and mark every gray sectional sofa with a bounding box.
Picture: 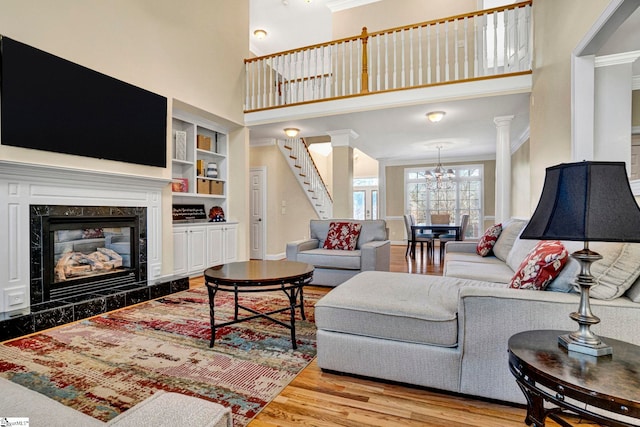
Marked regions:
[286,219,390,286]
[315,219,640,404]
[0,376,232,427]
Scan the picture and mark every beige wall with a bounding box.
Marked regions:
[354,149,378,178]
[332,0,477,38]
[0,0,250,272]
[529,0,610,209]
[250,144,319,258]
[385,159,496,242]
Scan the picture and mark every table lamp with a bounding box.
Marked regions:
[520,161,640,356]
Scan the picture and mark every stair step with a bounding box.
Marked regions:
[289,155,297,160]
[283,144,292,150]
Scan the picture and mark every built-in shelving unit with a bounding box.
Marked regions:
[171,109,228,214]
[171,106,237,275]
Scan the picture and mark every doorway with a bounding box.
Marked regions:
[250,167,266,259]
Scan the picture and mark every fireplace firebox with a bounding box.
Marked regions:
[30,205,147,305]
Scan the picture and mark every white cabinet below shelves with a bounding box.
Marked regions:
[174,222,238,276]
[223,224,238,264]
[173,225,207,277]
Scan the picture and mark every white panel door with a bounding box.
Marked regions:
[250,168,266,259]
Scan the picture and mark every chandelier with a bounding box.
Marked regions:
[426,145,455,190]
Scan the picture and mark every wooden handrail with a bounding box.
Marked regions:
[367,0,532,36]
[244,1,533,111]
[244,1,532,64]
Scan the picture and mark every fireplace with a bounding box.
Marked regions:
[31,205,147,305]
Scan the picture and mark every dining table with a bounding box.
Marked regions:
[410,223,462,258]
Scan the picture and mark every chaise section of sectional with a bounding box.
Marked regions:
[314,271,504,394]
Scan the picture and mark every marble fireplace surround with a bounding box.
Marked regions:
[0,160,170,316]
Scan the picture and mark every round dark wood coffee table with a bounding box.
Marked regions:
[204,260,314,349]
[508,329,640,427]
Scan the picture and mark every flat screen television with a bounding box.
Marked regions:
[0,36,167,167]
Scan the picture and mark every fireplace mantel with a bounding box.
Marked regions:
[0,160,171,315]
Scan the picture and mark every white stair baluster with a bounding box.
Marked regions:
[445,20,450,81]
[418,26,423,86]
[427,25,432,84]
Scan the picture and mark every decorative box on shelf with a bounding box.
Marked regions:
[210,180,224,195]
[197,135,212,151]
[197,178,210,194]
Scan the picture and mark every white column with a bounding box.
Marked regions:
[326,129,359,218]
[494,115,514,223]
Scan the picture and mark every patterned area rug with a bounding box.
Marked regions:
[0,286,322,426]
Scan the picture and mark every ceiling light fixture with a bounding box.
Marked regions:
[284,128,300,138]
[425,145,455,190]
[253,29,267,39]
[426,111,446,123]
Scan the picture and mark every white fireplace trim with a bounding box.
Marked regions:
[0,160,171,314]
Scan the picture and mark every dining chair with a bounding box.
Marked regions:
[403,214,434,257]
[430,213,450,225]
[438,214,470,260]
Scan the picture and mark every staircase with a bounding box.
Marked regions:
[278,137,333,219]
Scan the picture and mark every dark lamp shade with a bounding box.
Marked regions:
[520,161,640,242]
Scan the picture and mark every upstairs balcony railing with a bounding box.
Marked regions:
[245,1,532,112]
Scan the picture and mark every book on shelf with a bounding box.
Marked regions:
[171,178,189,193]
[196,159,205,176]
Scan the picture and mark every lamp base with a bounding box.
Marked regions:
[558,333,613,357]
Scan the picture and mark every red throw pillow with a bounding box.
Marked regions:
[323,222,362,251]
[476,223,502,256]
[509,240,568,290]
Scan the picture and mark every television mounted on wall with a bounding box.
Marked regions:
[0,36,167,168]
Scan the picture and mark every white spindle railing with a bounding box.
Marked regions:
[245,1,532,112]
[277,138,333,219]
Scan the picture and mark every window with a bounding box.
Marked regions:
[405,166,483,238]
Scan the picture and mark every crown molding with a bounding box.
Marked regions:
[594,50,640,67]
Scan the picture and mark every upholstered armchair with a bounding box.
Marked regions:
[286,219,390,286]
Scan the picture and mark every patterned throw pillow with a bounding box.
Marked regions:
[476,223,502,256]
[323,222,362,251]
[509,240,569,291]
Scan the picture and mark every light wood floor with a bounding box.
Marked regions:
[242,245,598,427]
